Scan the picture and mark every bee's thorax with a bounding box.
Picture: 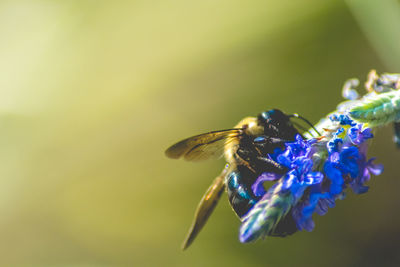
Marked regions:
[224,116,264,164]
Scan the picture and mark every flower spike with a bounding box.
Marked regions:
[239,70,398,243]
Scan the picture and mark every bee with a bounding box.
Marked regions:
[165,109,318,250]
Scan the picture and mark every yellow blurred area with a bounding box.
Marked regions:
[0,0,399,266]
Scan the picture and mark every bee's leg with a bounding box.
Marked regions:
[229,148,287,218]
[254,156,287,175]
[253,136,291,155]
[236,136,289,174]
[234,148,257,173]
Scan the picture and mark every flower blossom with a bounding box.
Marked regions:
[238,71,398,243]
[240,115,383,242]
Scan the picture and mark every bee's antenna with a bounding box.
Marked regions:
[292,121,313,137]
[290,113,320,136]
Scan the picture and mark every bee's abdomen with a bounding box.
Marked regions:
[226,170,259,218]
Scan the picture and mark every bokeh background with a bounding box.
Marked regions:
[0,0,400,266]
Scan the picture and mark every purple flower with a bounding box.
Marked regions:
[270,135,324,200]
[284,120,380,232]
[350,143,384,194]
[253,135,322,199]
[327,127,345,153]
[292,191,332,231]
[243,113,383,241]
[348,124,373,145]
[330,114,356,126]
[252,172,281,197]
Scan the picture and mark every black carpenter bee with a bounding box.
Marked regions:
[165,109,318,249]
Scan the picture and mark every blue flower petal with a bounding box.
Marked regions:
[252,173,281,197]
[304,172,324,185]
[366,158,384,175]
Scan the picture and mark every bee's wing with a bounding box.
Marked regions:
[165,129,243,161]
[181,165,230,250]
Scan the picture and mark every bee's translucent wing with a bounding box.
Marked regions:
[165,129,242,161]
[181,166,230,250]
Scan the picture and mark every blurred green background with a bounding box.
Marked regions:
[0,0,400,266]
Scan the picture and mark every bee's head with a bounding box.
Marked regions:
[258,109,288,124]
[257,109,297,138]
